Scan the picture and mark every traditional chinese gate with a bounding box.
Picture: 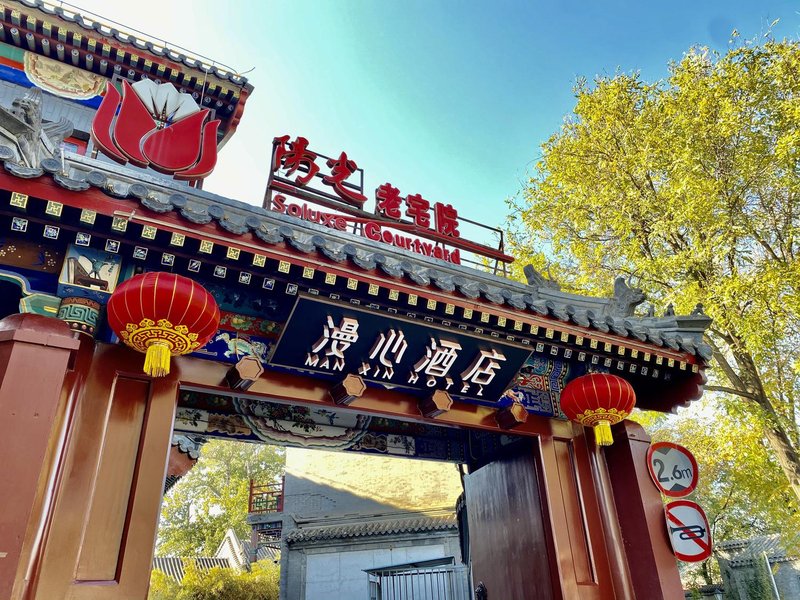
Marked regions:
[0,3,709,598]
[0,170,707,599]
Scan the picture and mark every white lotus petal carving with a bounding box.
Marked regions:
[131,79,200,124]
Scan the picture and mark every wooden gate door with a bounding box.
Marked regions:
[464,432,617,600]
[464,439,558,600]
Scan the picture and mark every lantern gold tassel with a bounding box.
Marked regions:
[594,420,614,446]
[144,341,172,377]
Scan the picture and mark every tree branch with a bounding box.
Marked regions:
[704,337,748,391]
[704,385,757,400]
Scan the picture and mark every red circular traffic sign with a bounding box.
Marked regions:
[664,500,712,562]
[646,441,698,498]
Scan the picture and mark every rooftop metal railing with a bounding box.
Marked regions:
[36,0,245,80]
[247,477,284,514]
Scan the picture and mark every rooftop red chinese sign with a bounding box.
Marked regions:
[265,135,513,266]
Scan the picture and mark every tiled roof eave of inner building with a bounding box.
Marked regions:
[285,515,459,545]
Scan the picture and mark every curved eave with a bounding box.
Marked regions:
[0,153,712,413]
[0,152,713,363]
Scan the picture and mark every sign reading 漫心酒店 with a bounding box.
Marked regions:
[270,296,532,402]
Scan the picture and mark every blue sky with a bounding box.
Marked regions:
[73,0,799,245]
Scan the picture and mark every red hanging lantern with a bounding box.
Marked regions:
[106,272,220,377]
[559,373,636,446]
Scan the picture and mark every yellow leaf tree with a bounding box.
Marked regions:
[508,40,800,502]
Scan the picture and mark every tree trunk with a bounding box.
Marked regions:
[700,559,713,586]
[760,417,800,503]
[728,347,800,504]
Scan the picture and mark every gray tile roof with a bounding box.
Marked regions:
[8,150,713,362]
[717,535,797,566]
[285,514,457,545]
[152,557,231,582]
[214,528,279,570]
[241,538,279,563]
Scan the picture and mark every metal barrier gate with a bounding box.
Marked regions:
[367,563,471,600]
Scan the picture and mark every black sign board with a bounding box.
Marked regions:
[270,296,532,402]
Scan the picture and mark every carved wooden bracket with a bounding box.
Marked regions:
[224,355,264,391]
[418,389,453,418]
[495,399,528,430]
[329,373,366,405]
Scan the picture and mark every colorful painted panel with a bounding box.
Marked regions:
[0,238,63,295]
[0,42,103,106]
[0,238,62,273]
[19,292,60,316]
[500,356,576,418]
[270,296,532,403]
[218,311,283,338]
[500,357,615,418]
[192,330,274,364]
[57,244,121,303]
[175,391,474,462]
[188,310,282,364]
[24,51,106,100]
[203,282,294,321]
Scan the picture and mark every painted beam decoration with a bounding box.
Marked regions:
[174,390,514,463]
[270,296,532,402]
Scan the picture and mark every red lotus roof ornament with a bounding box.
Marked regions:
[91,80,220,180]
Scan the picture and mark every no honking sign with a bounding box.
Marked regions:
[664,500,712,562]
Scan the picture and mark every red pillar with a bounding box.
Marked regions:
[605,421,684,599]
[0,314,78,600]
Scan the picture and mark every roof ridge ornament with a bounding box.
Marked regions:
[523,264,560,299]
[609,275,646,318]
[0,87,72,169]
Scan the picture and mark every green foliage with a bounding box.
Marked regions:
[148,562,280,600]
[508,37,800,502]
[652,398,797,541]
[148,568,181,600]
[157,439,284,556]
[747,558,777,600]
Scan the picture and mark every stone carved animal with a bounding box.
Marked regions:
[609,276,646,317]
[0,88,72,167]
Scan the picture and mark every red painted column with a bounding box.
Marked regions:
[604,421,684,599]
[589,443,635,599]
[0,315,78,600]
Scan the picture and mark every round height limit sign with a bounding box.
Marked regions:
[646,441,699,498]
